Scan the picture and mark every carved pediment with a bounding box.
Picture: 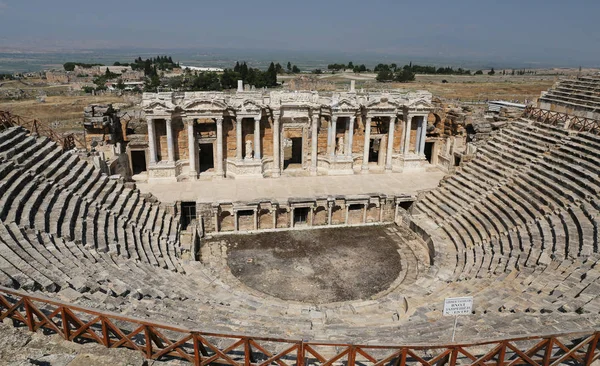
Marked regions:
[143,100,175,112]
[331,98,359,111]
[240,100,261,113]
[366,96,401,111]
[409,98,434,110]
[182,99,227,112]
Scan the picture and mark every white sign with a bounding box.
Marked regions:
[443,296,473,316]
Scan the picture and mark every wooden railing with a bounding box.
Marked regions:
[0,110,83,151]
[523,106,600,134]
[1,286,599,365]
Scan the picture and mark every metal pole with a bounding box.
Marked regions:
[451,315,458,342]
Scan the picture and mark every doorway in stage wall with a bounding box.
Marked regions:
[425,141,434,163]
[180,202,197,230]
[131,150,147,174]
[368,138,380,163]
[198,143,214,173]
[284,137,303,169]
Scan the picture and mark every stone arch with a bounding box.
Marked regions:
[428,112,441,125]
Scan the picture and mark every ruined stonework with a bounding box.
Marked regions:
[141,85,434,181]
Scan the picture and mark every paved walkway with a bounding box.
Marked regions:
[137,170,445,203]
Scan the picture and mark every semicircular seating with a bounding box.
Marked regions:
[2,121,600,347]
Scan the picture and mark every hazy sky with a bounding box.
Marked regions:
[1,0,599,66]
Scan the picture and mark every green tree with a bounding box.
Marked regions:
[292,65,300,73]
[287,62,292,72]
[116,79,126,90]
[144,74,161,92]
[488,68,495,75]
[474,70,483,75]
[266,62,278,86]
[376,66,394,82]
[275,63,284,74]
[63,62,76,71]
[394,69,415,82]
[220,69,240,89]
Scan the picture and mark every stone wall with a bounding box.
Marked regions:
[196,194,412,235]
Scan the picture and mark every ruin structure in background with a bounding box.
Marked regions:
[139,82,436,181]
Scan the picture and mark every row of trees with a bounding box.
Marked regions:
[375,64,416,82]
[327,62,368,73]
[130,56,180,77]
[63,62,103,71]
[375,63,473,75]
[148,61,283,92]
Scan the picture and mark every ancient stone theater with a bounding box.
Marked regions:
[140,82,433,181]
[1,77,600,364]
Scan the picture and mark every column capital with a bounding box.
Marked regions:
[215,117,223,126]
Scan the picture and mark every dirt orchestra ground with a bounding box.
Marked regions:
[208,225,403,303]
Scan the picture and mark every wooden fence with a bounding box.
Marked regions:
[523,106,600,134]
[0,110,82,151]
[1,286,599,365]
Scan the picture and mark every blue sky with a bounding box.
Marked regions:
[0,0,598,66]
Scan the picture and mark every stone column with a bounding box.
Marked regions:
[147,118,157,164]
[361,116,371,171]
[346,116,355,158]
[330,116,337,158]
[253,208,258,230]
[385,115,395,171]
[272,208,277,229]
[213,210,219,233]
[216,117,224,178]
[236,117,243,160]
[362,203,368,223]
[234,211,239,231]
[326,118,332,155]
[290,208,295,228]
[403,115,412,155]
[327,201,333,225]
[254,115,261,160]
[272,113,281,177]
[166,118,175,163]
[419,116,427,156]
[379,200,385,222]
[187,120,197,178]
[344,205,349,225]
[310,112,319,175]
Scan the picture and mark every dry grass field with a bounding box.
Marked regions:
[0,95,129,133]
[408,78,556,102]
[0,70,581,133]
[282,72,559,103]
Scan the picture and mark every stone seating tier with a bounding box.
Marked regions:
[0,128,181,272]
[3,122,600,346]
